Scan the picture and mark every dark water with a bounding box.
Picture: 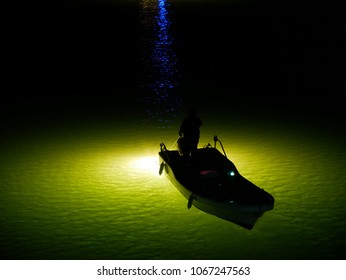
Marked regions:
[2,0,345,260]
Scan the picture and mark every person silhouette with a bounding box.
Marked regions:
[178,106,202,158]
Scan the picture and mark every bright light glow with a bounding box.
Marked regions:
[131,156,160,175]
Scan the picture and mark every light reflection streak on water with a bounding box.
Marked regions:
[140,0,182,125]
[153,0,176,90]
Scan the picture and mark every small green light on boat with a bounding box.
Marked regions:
[228,171,235,176]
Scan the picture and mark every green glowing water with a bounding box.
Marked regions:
[1,101,345,260]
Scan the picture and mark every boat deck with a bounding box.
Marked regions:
[159,147,274,205]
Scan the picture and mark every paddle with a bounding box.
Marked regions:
[187,193,194,209]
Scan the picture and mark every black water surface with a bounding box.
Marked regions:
[3,1,343,118]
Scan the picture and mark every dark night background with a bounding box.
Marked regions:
[2,0,344,122]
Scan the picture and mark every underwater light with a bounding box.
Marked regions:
[131,156,159,175]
